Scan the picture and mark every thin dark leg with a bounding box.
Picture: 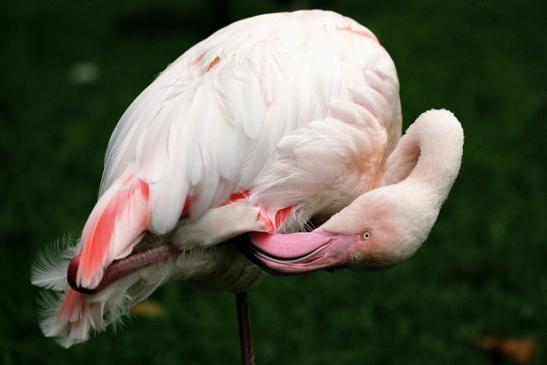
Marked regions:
[235,292,255,365]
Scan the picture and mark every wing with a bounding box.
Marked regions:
[251,66,401,230]
[101,10,398,231]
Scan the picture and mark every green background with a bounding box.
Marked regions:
[2,0,546,364]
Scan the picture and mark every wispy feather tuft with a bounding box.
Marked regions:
[31,235,79,291]
[32,238,181,348]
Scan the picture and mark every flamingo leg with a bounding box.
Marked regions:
[235,292,255,365]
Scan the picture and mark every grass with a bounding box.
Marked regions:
[2,0,546,364]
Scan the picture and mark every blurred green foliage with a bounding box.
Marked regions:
[1,0,546,364]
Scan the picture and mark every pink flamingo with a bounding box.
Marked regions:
[32,10,463,360]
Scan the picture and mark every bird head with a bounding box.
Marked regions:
[242,109,463,274]
[244,182,441,273]
[329,183,442,270]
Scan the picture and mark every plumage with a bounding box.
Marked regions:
[33,10,463,348]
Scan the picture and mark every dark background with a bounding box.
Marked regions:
[2,0,546,364]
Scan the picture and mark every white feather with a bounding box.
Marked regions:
[31,235,79,291]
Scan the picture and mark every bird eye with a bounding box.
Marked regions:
[361,231,371,240]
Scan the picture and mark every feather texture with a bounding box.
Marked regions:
[31,235,79,291]
[34,10,404,347]
[98,10,398,231]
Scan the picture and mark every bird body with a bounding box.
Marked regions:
[32,10,463,348]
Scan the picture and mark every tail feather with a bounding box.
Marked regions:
[76,171,150,289]
[34,250,178,348]
[37,289,94,348]
[37,282,134,348]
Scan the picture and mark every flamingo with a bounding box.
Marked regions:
[32,9,463,357]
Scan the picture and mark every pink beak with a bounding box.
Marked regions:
[241,230,358,275]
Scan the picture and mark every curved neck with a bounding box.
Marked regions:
[380,110,464,203]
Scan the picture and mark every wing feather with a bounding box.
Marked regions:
[98,10,399,237]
